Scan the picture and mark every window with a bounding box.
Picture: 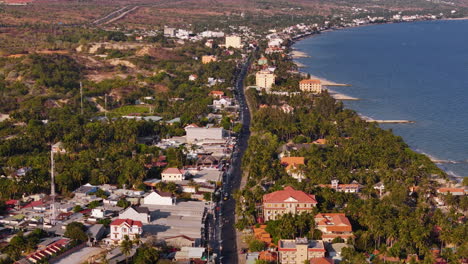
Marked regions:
[122,228,127,233]
[114,227,117,232]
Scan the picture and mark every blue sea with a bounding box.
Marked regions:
[294,20,468,178]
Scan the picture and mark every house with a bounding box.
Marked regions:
[253,225,274,247]
[52,141,66,154]
[87,224,106,245]
[319,179,361,193]
[189,74,198,81]
[280,157,305,182]
[278,238,326,264]
[213,98,233,110]
[164,235,196,248]
[109,219,143,244]
[255,70,275,91]
[437,187,467,196]
[23,238,71,264]
[314,213,353,242]
[374,182,385,196]
[300,79,323,93]
[263,186,317,221]
[328,243,352,262]
[74,184,98,198]
[174,247,206,261]
[225,35,242,49]
[91,208,109,219]
[278,143,313,159]
[119,206,151,224]
[201,55,217,64]
[161,168,186,182]
[209,90,224,99]
[143,190,175,206]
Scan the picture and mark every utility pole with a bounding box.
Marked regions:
[80,82,83,115]
[104,94,108,119]
[50,146,56,225]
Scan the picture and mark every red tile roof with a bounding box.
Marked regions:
[110,218,143,228]
[310,258,334,264]
[22,200,45,209]
[162,167,184,174]
[263,186,317,204]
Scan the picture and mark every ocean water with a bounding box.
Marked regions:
[294,20,468,178]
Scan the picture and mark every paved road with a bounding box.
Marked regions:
[218,56,252,264]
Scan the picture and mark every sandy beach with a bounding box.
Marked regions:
[290,50,310,58]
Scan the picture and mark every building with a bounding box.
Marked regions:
[185,127,224,144]
[255,70,276,91]
[258,56,268,66]
[263,186,317,221]
[52,141,66,154]
[437,187,467,196]
[209,90,224,98]
[281,157,305,182]
[319,179,361,193]
[143,190,175,206]
[225,35,242,49]
[314,213,353,242]
[119,206,151,224]
[278,238,326,264]
[164,27,176,37]
[201,55,217,64]
[161,168,186,182]
[300,79,323,93]
[109,219,143,244]
[213,98,233,110]
[164,235,196,248]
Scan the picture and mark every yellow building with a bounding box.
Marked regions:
[278,238,326,264]
[225,35,242,49]
[262,186,317,221]
[299,79,323,93]
[255,70,275,91]
[201,55,217,64]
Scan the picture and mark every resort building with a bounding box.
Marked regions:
[300,79,323,93]
[225,35,242,49]
[314,213,353,242]
[278,238,326,264]
[209,90,225,98]
[201,55,217,64]
[437,187,467,196]
[262,186,317,221]
[256,70,276,91]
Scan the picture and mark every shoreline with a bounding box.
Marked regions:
[289,20,467,181]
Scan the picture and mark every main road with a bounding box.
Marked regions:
[218,55,252,264]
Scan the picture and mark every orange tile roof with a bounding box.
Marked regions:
[313,139,327,145]
[437,187,466,193]
[263,186,317,204]
[315,213,352,232]
[162,167,185,174]
[281,157,305,166]
[300,79,321,84]
[209,90,224,95]
[259,251,277,261]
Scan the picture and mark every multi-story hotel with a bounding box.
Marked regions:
[262,186,317,221]
[278,238,326,264]
[299,79,323,93]
[256,70,276,91]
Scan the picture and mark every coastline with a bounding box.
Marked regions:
[289,21,467,181]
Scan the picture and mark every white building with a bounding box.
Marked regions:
[213,98,233,110]
[225,35,242,49]
[161,168,186,182]
[109,219,143,244]
[185,127,224,144]
[256,71,275,91]
[163,27,176,37]
[119,206,151,224]
[143,190,175,206]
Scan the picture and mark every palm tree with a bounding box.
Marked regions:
[120,235,133,264]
